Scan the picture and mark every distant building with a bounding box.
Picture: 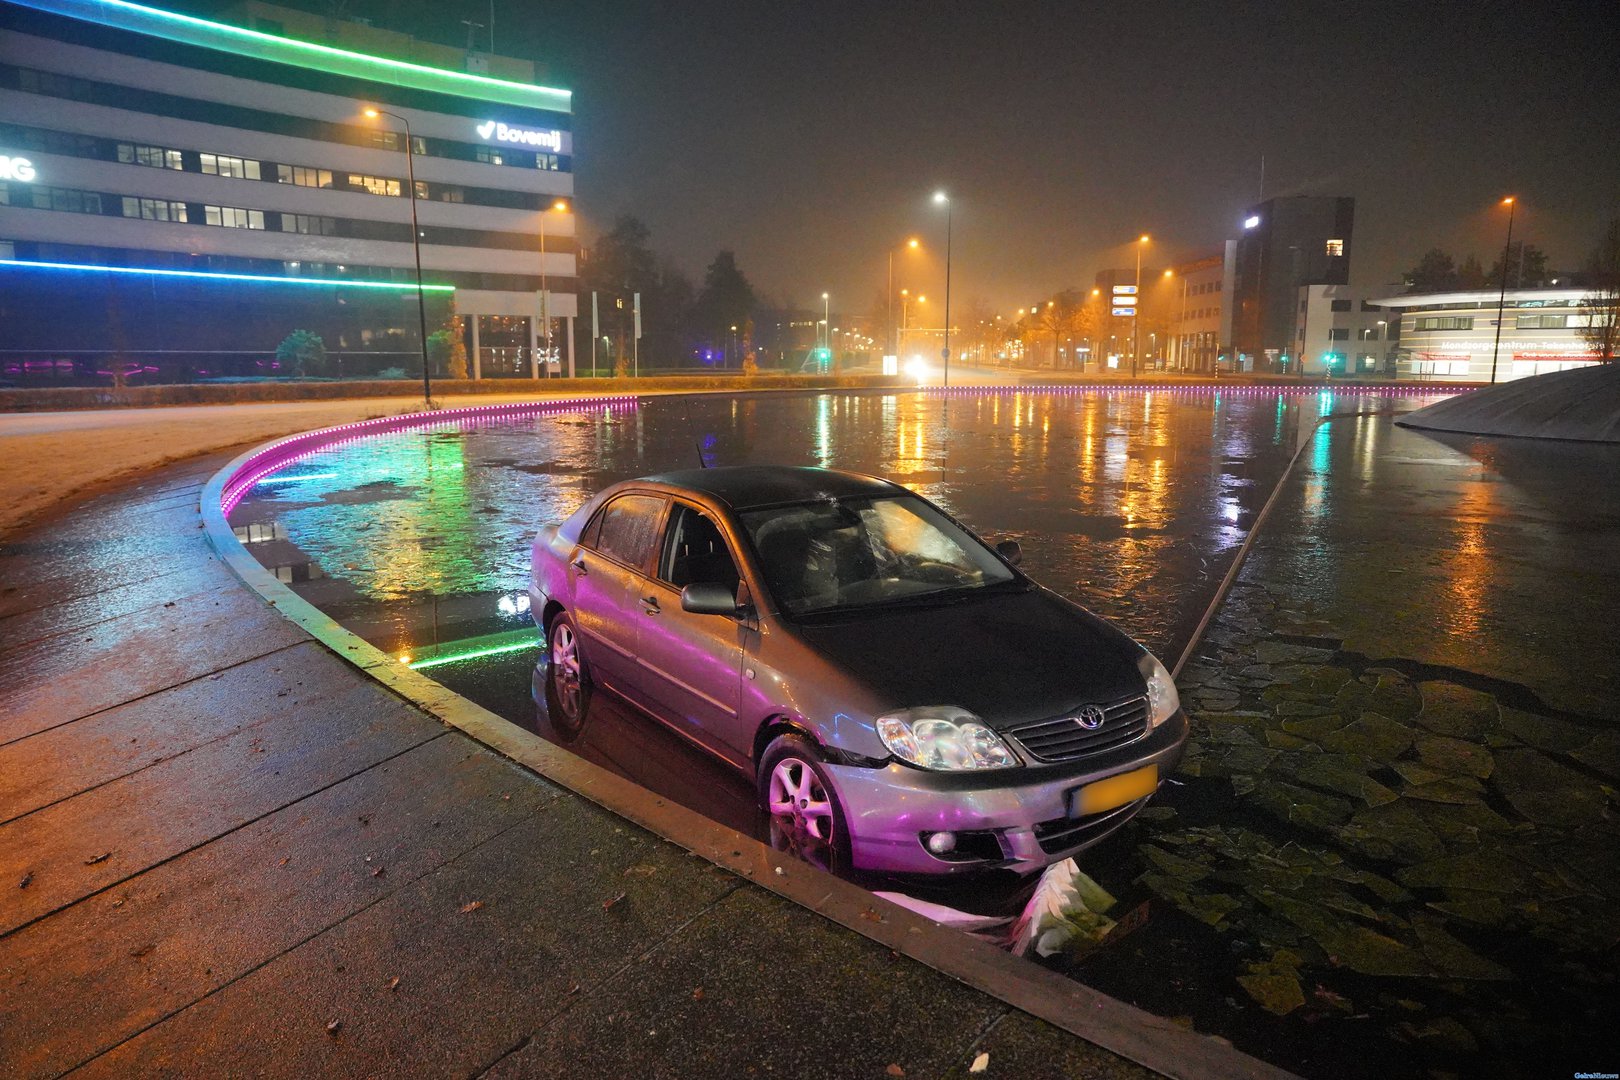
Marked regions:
[1231,196,1354,372]
[1293,285,1400,376]
[1168,244,1231,372]
[0,0,576,384]
[1368,288,1602,382]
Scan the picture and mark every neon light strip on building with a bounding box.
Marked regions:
[7,0,571,113]
[0,259,456,292]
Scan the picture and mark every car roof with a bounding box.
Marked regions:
[635,465,901,511]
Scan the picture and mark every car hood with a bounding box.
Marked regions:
[790,586,1148,728]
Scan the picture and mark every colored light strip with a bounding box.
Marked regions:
[407,637,537,670]
[0,259,455,292]
[11,0,571,113]
[256,472,337,484]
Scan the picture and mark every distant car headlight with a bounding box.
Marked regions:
[875,707,1021,770]
[1138,652,1180,727]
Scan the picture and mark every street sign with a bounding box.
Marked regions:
[1111,284,1138,295]
[941,347,950,360]
[1111,295,1137,306]
[1111,307,1137,317]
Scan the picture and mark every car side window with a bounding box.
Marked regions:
[591,494,666,571]
[660,505,742,595]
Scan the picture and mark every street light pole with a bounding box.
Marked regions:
[364,106,431,404]
[1490,196,1516,384]
[538,198,567,380]
[1133,234,1149,379]
[934,192,952,387]
[821,292,830,354]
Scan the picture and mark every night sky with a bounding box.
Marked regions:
[186,0,1618,313]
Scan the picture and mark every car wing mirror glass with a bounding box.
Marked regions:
[996,539,1023,567]
[680,582,739,616]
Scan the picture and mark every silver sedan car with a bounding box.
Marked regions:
[529,466,1187,877]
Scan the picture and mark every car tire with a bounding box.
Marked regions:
[757,733,850,872]
[546,609,592,732]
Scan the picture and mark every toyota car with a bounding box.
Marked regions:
[529,466,1186,876]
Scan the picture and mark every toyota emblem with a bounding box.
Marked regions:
[1072,705,1107,730]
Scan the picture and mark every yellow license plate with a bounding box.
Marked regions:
[1074,764,1158,816]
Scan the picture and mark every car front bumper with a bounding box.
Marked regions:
[824,710,1188,876]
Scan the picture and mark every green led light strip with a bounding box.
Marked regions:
[407,637,537,670]
[12,0,571,113]
[0,258,456,292]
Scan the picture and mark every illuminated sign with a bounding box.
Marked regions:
[1111,285,1137,295]
[1111,295,1137,306]
[475,121,563,152]
[0,155,37,182]
[1244,215,1261,229]
[1111,307,1137,317]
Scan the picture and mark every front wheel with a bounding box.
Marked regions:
[757,733,849,872]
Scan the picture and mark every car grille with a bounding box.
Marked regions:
[1006,694,1149,763]
[1033,797,1149,855]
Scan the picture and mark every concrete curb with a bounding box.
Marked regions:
[199,390,1297,1080]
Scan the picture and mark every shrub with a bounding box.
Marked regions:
[275,330,327,378]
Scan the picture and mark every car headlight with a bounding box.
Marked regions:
[1138,652,1180,727]
[875,706,1021,770]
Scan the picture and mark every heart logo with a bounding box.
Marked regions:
[476,121,496,140]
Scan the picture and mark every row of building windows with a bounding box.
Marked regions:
[3,65,571,175]
[1187,279,1222,296]
[1415,316,1474,331]
[0,180,576,253]
[1517,313,1594,329]
[0,121,550,210]
[4,238,573,294]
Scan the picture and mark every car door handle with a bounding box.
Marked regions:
[640,594,660,613]
[571,556,587,574]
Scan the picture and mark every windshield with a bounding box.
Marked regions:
[740,495,1018,617]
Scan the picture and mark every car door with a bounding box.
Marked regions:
[631,501,751,767]
[568,492,667,694]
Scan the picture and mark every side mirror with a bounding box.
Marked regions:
[681,582,739,616]
[995,539,1023,567]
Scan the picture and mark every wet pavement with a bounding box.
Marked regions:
[214,384,1620,1079]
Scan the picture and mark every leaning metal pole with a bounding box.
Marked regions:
[1490,199,1515,385]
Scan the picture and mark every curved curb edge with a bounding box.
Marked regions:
[198,392,1296,1080]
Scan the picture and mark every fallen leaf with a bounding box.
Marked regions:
[459,900,484,914]
[326,1019,341,1036]
[111,897,125,908]
[969,1051,990,1073]
[277,857,291,867]
[387,976,401,992]
[371,866,386,878]
[84,852,111,865]
[691,987,704,1001]
[886,1065,905,1077]
[163,601,176,608]
[773,866,785,876]
[566,982,581,995]
[859,908,883,923]
[602,892,626,911]
[19,873,33,889]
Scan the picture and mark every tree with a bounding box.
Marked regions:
[276,329,326,377]
[581,216,659,369]
[1580,218,1620,363]
[1458,254,1487,289]
[1404,249,1459,293]
[1488,242,1550,288]
[428,302,468,378]
[692,250,757,354]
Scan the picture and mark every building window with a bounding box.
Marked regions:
[121,195,188,222]
[1328,328,1349,340]
[29,185,103,214]
[276,164,334,190]
[475,146,505,166]
[344,173,402,197]
[200,153,261,180]
[1325,239,1344,257]
[204,205,265,229]
[1416,316,1474,331]
[282,213,338,236]
[117,143,184,170]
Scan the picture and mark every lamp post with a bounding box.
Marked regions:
[887,238,920,358]
[1490,196,1516,384]
[364,106,431,404]
[821,292,830,352]
[1132,234,1149,379]
[933,191,952,386]
[537,198,568,379]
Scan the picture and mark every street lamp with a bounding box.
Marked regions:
[888,238,921,358]
[363,106,431,404]
[1490,196,1516,384]
[821,292,830,351]
[539,198,568,379]
[933,191,952,386]
[1132,234,1149,379]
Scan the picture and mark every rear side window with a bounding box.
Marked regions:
[589,494,666,570]
[660,505,741,595]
